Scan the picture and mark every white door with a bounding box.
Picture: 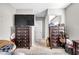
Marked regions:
[35,19,43,42]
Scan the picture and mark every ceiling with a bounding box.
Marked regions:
[9,3,70,17]
[10,3,70,9]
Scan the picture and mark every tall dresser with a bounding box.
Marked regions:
[15,26,32,49]
[14,15,34,49]
[49,24,65,49]
[73,40,79,55]
[49,25,59,49]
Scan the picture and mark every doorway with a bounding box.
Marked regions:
[35,17,45,46]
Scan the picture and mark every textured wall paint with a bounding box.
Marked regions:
[65,3,79,40]
[0,4,16,40]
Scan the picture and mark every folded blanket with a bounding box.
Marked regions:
[0,40,16,52]
[0,40,14,48]
[0,44,14,52]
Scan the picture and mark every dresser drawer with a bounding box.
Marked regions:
[16,44,21,47]
[50,40,58,43]
[50,27,58,30]
[52,43,58,48]
[75,49,79,55]
[22,40,29,42]
[16,30,29,34]
[50,36,58,39]
[22,44,29,48]
[16,35,29,38]
[16,27,29,30]
[76,44,79,48]
[16,31,29,36]
[51,32,58,35]
[15,40,22,43]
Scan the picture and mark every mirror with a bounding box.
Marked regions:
[49,15,61,26]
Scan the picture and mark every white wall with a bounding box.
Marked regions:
[48,9,65,24]
[45,10,49,39]
[50,16,61,25]
[16,9,34,14]
[65,3,79,40]
[0,4,16,40]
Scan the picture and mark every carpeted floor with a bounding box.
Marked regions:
[14,45,68,55]
[14,39,68,55]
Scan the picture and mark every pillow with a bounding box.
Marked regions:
[10,33,15,40]
[0,44,14,52]
[66,39,73,45]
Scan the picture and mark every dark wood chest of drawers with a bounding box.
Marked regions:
[15,26,32,49]
[73,40,79,55]
[49,26,59,48]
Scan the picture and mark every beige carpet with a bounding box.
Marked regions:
[14,39,68,55]
[14,45,68,55]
